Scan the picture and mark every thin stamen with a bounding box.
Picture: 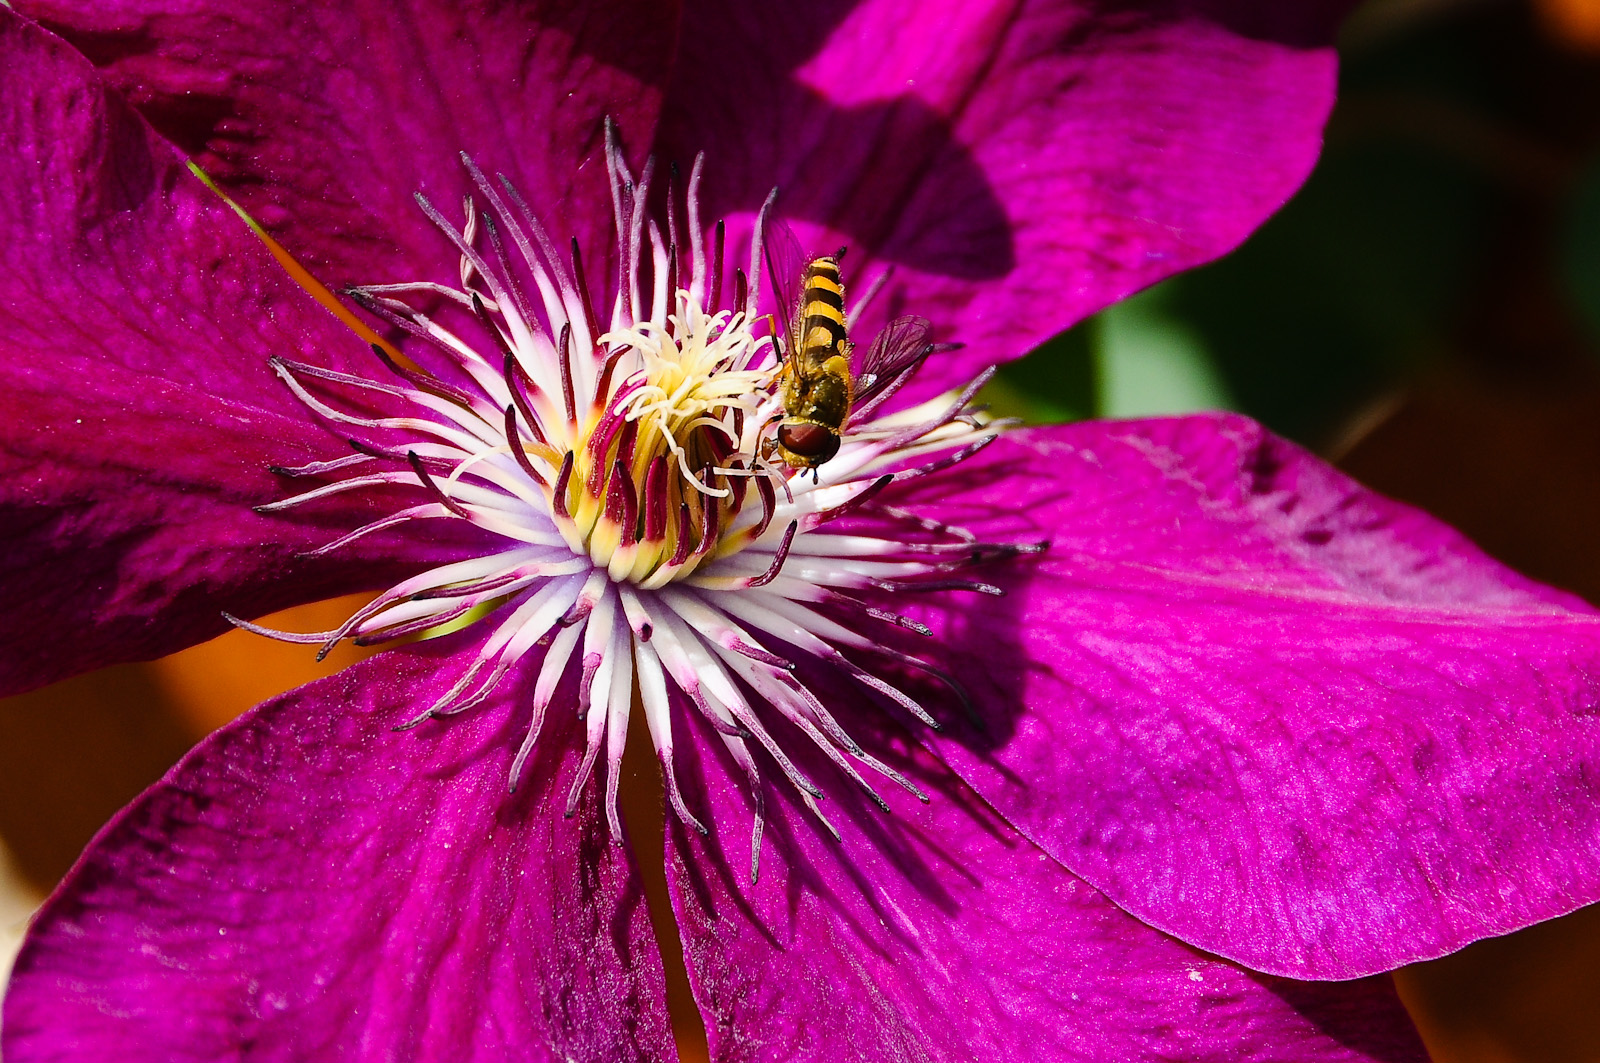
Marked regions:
[408,452,472,519]
[745,521,798,588]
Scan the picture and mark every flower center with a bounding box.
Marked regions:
[555,295,783,586]
[242,130,1041,878]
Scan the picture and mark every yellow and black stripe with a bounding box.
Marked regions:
[798,256,847,365]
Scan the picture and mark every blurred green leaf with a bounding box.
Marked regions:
[1095,285,1234,418]
[985,320,1093,425]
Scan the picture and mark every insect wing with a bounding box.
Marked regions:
[761,217,809,364]
[852,315,936,413]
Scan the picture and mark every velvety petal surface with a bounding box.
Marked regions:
[881,416,1600,979]
[16,0,680,292]
[665,704,1426,1063]
[654,0,1349,397]
[0,13,459,695]
[2,639,675,1063]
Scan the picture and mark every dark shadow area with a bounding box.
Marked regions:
[1265,972,1431,1062]
[851,447,1057,756]
[659,87,1015,284]
[1178,0,1355,48]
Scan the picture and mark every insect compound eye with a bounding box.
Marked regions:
[777,422,840,461]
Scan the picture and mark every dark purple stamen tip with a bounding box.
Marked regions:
[710,219,725,311]
[665,243,679,336]
[704,424,733,465]
[411,570,527,601]
[566,740,604,819]
[746,521,799,588]
[872,645,978,733]
[643,456,669,542]
[694,477,722,558]
[407,451,471,519]
[606,459,640,545]
[558,323,577,425]
[394,709,437,732]
[870,577,1004,596]
[682,685,747,738]
[725,458,748,511]
[844,660,940,730]
[659,747,711,835]
[220,612,331,644]
[864,606,934,637]
[895,434,999,482]
[812,474,893,528]
[348,437,450,473]
[729,640,796,670]
[271,356,408,403]
[615,417,639,466]
[552,451,575,520]
[559,595,595,628]
[668,503,694,567]
[591,346,631,414]
[570,238,601,348]
[752,472,777,539]
[477,210,538,337]
[504,405,549,487]
[265,453,376,480]
[368,343,474,407]
[585,405,630,494]
[471,292,519,362]
[342,288,458,361]
[502,352,548,446]
[589,417,639,500]
[967,540,1050,563]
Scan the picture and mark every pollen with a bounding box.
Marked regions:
[558,294,782,586]
[242,124,1041,879]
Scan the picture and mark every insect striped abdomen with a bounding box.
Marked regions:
[799,257,847,368]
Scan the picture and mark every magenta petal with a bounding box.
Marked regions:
[655,0,1345,396]
[16,0,678,290]
[0,13,456,695]
[665,710,1426,1063]
[892,416,1600,979]
[1,641,675,1063]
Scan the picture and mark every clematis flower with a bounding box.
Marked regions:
[4,2,1600,1062]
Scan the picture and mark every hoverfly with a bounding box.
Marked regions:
[764,225,945,471]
